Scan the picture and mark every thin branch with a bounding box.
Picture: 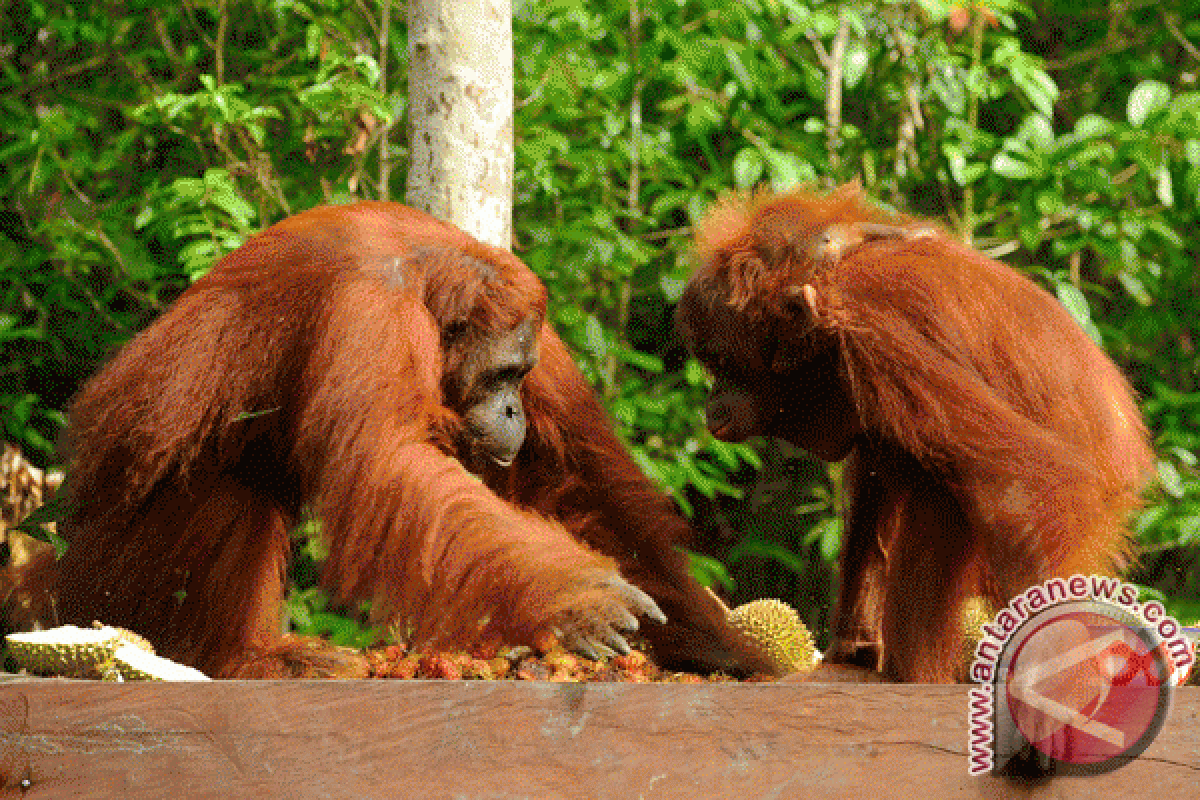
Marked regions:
[150,11,181,78]
[607,0,642,397]
[379,0,394,199]
[805,29,832,70]
[961,9,986,246]
[980,240,1020,260]
[215,0,228,86]
[91,227,132,278]
[352,0,382,37]
[9,55,111,98]
[824,14,850,181]
[1165,15,1200,62]
[231,126,291,218]
[639,225,691,242]
[180,1,217,52]
[1043,32,1149,72]
[46,150,92,208]
[884,9,924,180]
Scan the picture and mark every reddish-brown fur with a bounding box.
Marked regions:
[43,203,771,678]
[677,184,1154,683]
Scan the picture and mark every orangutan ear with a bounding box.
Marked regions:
[772,284,821,372]
[783,283,820,320]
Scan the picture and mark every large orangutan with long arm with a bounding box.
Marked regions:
[676,184,1154,683]
[42,202,773,679]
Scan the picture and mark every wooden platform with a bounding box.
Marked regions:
[0,678,1196,798]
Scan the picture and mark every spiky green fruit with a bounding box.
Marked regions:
[6,625,122,677]
[101,644,210,682]
[103,623,156,654]
[728,598,818,675]
[960,596,994,671]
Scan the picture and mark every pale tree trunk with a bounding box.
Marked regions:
[406,0,514,250]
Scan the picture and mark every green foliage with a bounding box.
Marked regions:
[513,0,1200,598]
[286,588,379,649]
[2,0,405,460]
[2,0,1197,629]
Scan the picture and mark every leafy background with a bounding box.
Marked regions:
[3,0,1198,644]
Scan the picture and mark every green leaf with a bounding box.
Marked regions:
[305,22,322,58]
[809,10,843,37]
[706,437,761,470]
[1018,114,1055,151]
[1185,139,1200,166]
[1159,460,1185,499]
[1055,282,1089,321]
[1073,114,1113,139]
[723,45,755,93]
[687,552,734,591]
[727,538,810,576]
[931,68,966,114]
[1035,189,1065,216]
[617,347,664,373]
[611,397,636,427]
[583,314,606,357]
[1055,282,1103,345]
[1117,272,1152,306]
[1156,161,1174,207]
[843,40,869,89]
[630,447,668,487]
[352,54,380,86]
[992,152,1033,179]
[1128,81,1171,126]
[684,359,709,387]
[658,271,686,302]
[732,147,765,188]
[960,163,987,185]
[759,147,815,191]
[814,517,842,563]
[1011,65,1058,118]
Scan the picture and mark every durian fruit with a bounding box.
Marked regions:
[6,625,123,677]
[100,644,210,682]
[728,598,818,675]
[960,596,994,673]
[6,623,210,681]
[102,622,156,654]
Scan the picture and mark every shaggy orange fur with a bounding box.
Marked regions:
[36,203,771,678]
[678,184,1154,682]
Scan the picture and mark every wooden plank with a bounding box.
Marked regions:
[0,679,1196,799]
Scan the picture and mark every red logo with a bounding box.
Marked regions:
[1002,607,1171,773]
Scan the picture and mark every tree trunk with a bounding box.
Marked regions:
[406,0,514,250]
